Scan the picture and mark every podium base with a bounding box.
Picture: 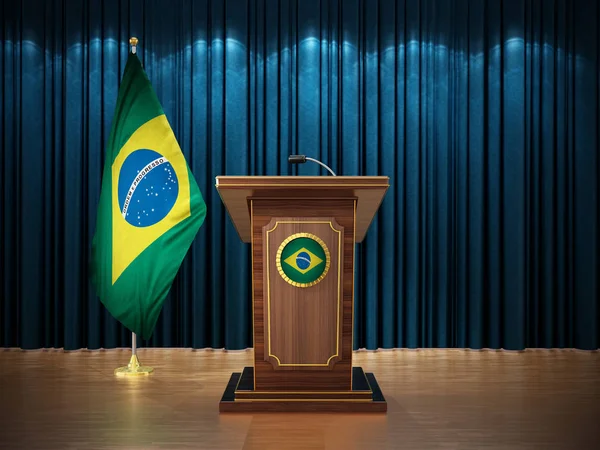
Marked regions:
[219,367,387,413]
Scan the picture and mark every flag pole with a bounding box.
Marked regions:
[113,36,155,378]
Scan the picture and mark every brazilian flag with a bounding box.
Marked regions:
[91,52,206,339]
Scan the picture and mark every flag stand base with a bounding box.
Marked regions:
[114,354,154,377]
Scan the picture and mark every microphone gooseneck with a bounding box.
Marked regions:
[288,155,337,176]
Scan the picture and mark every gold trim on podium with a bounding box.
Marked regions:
[250,199,256,390]
[235,390,372,395]
[351,199,357,389]
[235,398,373,402]
[265,220,342,367]
[215,182,390,188]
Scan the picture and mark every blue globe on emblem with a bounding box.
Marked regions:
[296,251,311,270]
[117,149,179,227]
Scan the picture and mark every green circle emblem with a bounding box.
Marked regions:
[276,233,330,288]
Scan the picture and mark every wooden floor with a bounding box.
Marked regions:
[0,348,598,449]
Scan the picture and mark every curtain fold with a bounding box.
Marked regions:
[1,0,598,350]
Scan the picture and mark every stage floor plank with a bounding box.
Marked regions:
[0,348,598,449]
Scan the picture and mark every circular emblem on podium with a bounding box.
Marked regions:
[276,233,330,288]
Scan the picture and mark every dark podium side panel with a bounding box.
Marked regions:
[215,176,388,412]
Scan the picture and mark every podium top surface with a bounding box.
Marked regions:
[215,176,389,243]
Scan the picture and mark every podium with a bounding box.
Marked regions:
[216,176,389,412]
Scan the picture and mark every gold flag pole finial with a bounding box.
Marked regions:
[129,37,139,54]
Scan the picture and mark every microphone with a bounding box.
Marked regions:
[288,155,337,176]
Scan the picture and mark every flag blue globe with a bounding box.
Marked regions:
[117,149,179,227]
[296,251,312,270]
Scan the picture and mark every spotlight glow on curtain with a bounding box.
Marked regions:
[1,0,598,350]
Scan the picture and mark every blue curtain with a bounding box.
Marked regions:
[1,0,598,350]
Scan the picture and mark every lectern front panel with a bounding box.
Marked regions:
[251,198,355,391]
[262,217,344,370]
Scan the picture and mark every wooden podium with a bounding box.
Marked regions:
[216,176,389,412]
